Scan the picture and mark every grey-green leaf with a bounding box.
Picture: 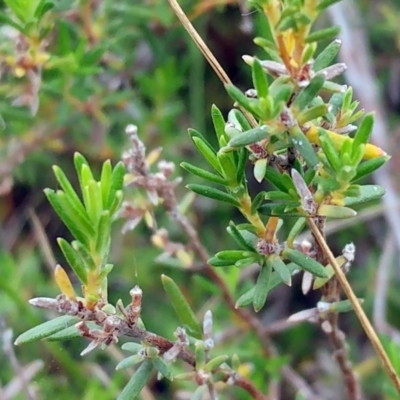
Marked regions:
[117,360,153,400]
[15,316,79,345]
[161,275,202,339]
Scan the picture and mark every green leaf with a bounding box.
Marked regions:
[297,104,329,124]
[287,218,306,246]
[76,157,94,194]
[0,10,25,32]
[71,240,96,272]
[265,191,296,202]
[225,84,252,112]
[187,184,240,207]
[52,165,88,220]
[228,125,270,148]
[85,180,103,224]
[161,275,202,338]
[180,162,226,185]
[319,130,341,172]
[204,355,229,372]
[107,162,125,210]
[215,250,246,261]
[290,126,319,168]
[253,263,272,312]
[352,114,374,155]
[15,316,79,345]
[343,185,385,206]
[329,299,363,313]
[317,0,342,12]
[352,156,390,182]
[236,147,248,184]
[282,248,327,278]
[192,136,222,174]
[317,204,357,218]
[291,74,325,111]
[34,0,54,20]
[271,255,291,286]
[117,360,153,400]
[95,211,111,255]
[211,104,227,147]
[57,238,88,283]
[100,160,112,209]
[45,189,93,246]
[4,0,36,22]
[152,357,173,380]
[46,322,99,341]
[121,342,143,353]
[218,151,237,183]
[116,354,144,370]
[228,109,252,132]
[227,222,256,251]
[208,257,235,267]
[306,26,341,43]
[109,190,123,217]
[252,58,269,98]
[264,166,291,193]
[313,39,341,71]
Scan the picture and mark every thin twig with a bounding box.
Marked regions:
[308,217,400,395]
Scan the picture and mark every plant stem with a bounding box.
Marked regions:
[307,217,400,395]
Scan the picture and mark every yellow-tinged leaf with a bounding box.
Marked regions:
[54,265,77,300]
[306,125,386,160]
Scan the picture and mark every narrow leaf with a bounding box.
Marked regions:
[117,360,153,400]
[253,264,272,312]
[211,104,227,147]
[180,162,226,185]
[45,189,91,246]
[107,162,126,209]
[318,204,357,218]
[236,147,248,183]
[343,185,385,206]
[15,316,79,345]
[47,322,99,341]
[225,84,252,112]
[282,248,327,278]
[100,160,112,208]
[95,210,111,255]
[252,58,269,98]
[306,26,341,43]
[352,155,390,182]
[152,357,173,380]
[57,238,88,282]
[271,255,291,286]
[290,127,319,168]
[352,113,374,154]
[187,184,240,207]
[52,165,88,219]
[291,74,325,111]
[228,125,270,148]
[192,136,222,173]
[227,222,256,251]
[161,275,202,338]
[313,39,341,72]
